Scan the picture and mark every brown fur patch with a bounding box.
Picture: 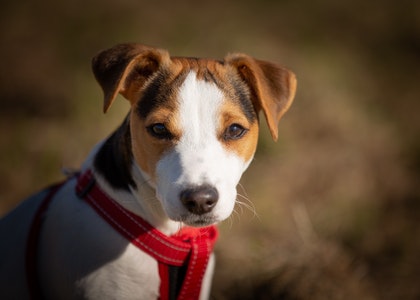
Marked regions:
[218,101,259,162]
[130,106,181,181]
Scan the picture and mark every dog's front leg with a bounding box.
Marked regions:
[199,253,216,300]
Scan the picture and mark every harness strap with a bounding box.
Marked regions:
[26,181,66,300]
[25,170,218,300]
[76,170,218,300]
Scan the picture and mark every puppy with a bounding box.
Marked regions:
[0,43,296,299]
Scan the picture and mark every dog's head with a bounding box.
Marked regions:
[92,43,296,226]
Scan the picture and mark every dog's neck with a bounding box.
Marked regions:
[81,121,183,236]
[95,164,182,236]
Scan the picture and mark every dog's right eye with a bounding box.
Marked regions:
[147,123,173,140]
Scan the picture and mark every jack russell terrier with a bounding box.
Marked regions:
[0,43,296,300]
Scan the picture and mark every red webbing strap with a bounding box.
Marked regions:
[76,170,191,265]
[26,181,66,300]
[76,170,218,300]
[176,230,214,300]
[158,263,171,300]
[162,227,217,300]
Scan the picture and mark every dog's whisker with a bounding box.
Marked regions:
[236,184,258,213]
[237,183,250,199]
[235,185,259,219]
[236,197,260,221]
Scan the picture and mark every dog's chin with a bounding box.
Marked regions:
[174,214,218,227]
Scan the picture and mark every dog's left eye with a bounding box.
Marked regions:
[224,124,248,140]
[147,123,173,140]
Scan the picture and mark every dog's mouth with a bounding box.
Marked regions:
[176,213,218,227]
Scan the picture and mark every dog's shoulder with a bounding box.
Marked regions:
[0,187,50,298]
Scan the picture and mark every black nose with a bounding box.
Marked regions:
[180,185,219,215]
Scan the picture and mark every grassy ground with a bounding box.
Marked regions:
[1,0,419,299]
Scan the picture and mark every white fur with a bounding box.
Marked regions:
[155,72,250,226]
[37,177,161,300]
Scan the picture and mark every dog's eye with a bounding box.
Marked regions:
[147,123,173,140]
[224,124,248,140]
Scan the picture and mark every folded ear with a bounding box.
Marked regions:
[92,43,171,113]
[225,53,297,141]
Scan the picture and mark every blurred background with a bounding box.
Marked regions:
[1,0,419,299]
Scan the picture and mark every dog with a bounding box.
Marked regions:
[0,43,296,299]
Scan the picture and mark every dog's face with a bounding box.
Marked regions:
[92,44,296,226]
[131,70,259,226]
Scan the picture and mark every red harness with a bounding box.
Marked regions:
[26,170,218,300]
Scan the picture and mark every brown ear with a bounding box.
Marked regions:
[92,43,171,113]
[225,53,297,141]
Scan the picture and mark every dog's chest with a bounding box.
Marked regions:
[38,181,161,299]
[76,244,161,299]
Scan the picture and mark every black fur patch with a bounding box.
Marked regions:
[94,116,136,191]
[137,70,188,119]
[207,70,257,123]
[230,78,257,123]
[137,66,256,125]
